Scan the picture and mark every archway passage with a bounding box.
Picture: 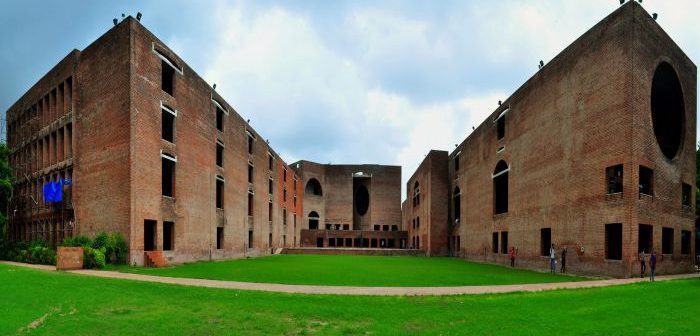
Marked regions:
[308,211,319,230]
[305,178,323,196]
[355,185,369,216]
[651,62,685,160]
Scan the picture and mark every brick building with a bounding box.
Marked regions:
[407,2,696,276]
[5,17,304,265]
[292,161,406,249]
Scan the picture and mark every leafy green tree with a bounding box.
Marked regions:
[0,143,12,239]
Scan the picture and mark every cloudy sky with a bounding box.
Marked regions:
[1,0,698,195]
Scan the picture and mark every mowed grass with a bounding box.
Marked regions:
[1,264,699,335]
[114,254,586,286]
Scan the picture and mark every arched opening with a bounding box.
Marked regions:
[453,187,461,223]
[305,178,323,196]
[493,160,509,214]
[308,211,319,230]
[651,62,685,160]
[355,185,369,216]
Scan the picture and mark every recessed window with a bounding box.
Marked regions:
[605,223,622,260]
[492,232,499,254]
[216,142,224,167]
[662,227,674,254]
[639,166,653,196]
[454,153,460,171]
[216,176,224,209]
[247,133,254,155]
[248,162,254,184]
[496,116,505,140]
[500,232,508,254]
[374,225,380,231]
[283,188,287,201]
[305,178,323,196]
[605,164,623,194]
[161,153,176,197]
[639,224,653,254]
[493,160,509,214]
[682,183,691,207]
[269,154,274,171]
[248,230,253,249]
[247,192,254,216]
[283,209,287,226]
[161,60,175,96]
[269,178,273,195]
[161,105,175,143]
[681,230,691,254]
[268,203,273,221]
[540,228,551,256]
[163,221,174,251]
[216,106,224,132]
[453,187,461,223]
[217,227,224,249]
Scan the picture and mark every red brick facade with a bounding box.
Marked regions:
[407,2,696,277]
[6,18,304,265]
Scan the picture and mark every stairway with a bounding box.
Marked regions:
[144,251,169,267]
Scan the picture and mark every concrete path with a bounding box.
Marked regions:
[2,260,698,296]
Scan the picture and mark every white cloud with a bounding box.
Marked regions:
[194,0,699,200]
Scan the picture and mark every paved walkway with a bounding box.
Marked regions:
[2,261,698,296]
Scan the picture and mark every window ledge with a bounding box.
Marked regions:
[605,192,623,202]
[638,193,653,201]
[604,259,622,263]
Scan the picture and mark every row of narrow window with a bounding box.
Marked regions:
[606,164,692,207]
[489,226,692,261]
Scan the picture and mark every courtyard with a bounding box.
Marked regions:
[1,262,698,335]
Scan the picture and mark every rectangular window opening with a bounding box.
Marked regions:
[247,134,254,155]
[216,106,224,132]
[662,227,674,255]
[682,183,692,207]
[500,232,508,254]
[268,154,274,171]
[161,60,175,96]
[496,115,505,140]
[639,166,653,196]
[454,153,460,172]
[162,156,176,197]
[248,163,254,184]
[540,228,551,256]
[247,193,254,216]
[605,223,623,260]
[638,224,653,254]
[248,230,253,249]
[216,143,224,167]
[605,164,623,194]
[492,232,499,254]
[216,178,224,209]
[681,230,691,255]
[216,227,224,249]
[163,221,174,251]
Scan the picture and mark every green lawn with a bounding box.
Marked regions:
[1,264,698,335]
[112,254,586,286]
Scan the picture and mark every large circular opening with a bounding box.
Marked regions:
[355,185,369,216]
[650,62,685,160]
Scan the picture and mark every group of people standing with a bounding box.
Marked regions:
[639,250,658,281]
[548,244,567,273]
[507,245,567,273]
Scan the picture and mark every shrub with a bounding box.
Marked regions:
[83,246,106,269]
[107,232,128,264]
[6,239,56,265]
[91,232,109,250]
[61,235,91,248]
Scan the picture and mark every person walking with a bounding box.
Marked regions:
[549,244,556,273]
[509,247,516,267]
[639,250,647,278]
[649,251,657,282]
[560,247,567,273]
